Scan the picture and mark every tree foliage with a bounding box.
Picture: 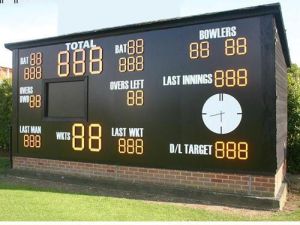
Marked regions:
[0,79,12,150]
[287,64,300,173]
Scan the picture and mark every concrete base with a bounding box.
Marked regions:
[276,182,288,210]
[6,169,288,211]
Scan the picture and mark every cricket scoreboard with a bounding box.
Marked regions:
[6,5,290,174]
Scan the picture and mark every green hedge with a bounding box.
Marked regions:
[0,79,12,150]
[287,64,300,173]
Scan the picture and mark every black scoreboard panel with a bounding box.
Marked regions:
[16,15,278,174]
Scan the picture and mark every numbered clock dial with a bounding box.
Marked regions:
[202,93,242,134]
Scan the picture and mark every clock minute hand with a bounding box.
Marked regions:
[220,111,225,122]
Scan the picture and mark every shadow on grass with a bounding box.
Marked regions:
[0,169,291,216]
[0,171,219,207]
[0,156,233,209]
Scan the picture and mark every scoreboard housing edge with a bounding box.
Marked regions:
[5,4,290,177]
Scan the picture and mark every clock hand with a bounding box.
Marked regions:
[210,112,221,117]
[220,111,225,122]
[210,111,225,123]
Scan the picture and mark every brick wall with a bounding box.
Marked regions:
[13,156,278,197]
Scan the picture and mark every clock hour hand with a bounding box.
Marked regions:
[209,111,225,122]
[210,112,221,117]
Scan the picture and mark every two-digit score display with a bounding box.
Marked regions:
[127,90,144,106]
[72,123,102,152]
[29,95,41,108]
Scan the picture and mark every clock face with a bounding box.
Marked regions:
[202,93,242,134]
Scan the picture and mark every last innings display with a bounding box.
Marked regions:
[17,16,275,173]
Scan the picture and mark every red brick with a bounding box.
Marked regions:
[222,179,235,184]
[211,178,222,183]
[180,171,192,176]
[191,173,204,178]
[254,177,269,183]
[234,180,248,185]
[241,176,250,181]
[138,168,148,172]
[268,178,275,183]
[216,174,229,179]
[229,175,241,180]
[204,173,216,178]
[254,186,269,191]
[252,182,273,187]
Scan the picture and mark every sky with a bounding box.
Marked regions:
[0,0,299,67]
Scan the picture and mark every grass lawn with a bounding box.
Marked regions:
[0,158,299,221]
